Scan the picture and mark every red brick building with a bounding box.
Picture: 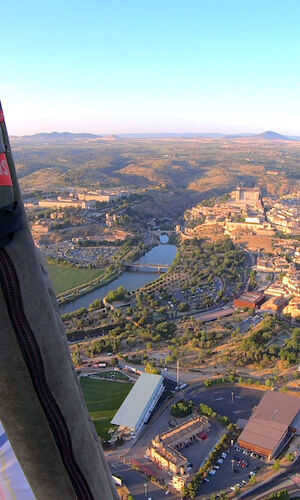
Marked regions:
[234,291,264,309]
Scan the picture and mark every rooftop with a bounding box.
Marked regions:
[239,418,288,455]
[252,391,300,426]
[111,372,163,430]
[236,291,264,303]
[239,392,300,454]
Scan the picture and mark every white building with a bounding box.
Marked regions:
[111,373,164,437]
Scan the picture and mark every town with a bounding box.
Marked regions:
[23,184,300,499]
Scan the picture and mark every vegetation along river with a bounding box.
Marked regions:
[59,243,177,314]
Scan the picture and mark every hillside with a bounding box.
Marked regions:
[11,134,300,198]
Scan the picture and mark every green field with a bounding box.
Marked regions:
[47,263,105,295]
[80,377,133,440]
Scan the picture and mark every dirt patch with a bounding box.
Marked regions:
[235,235,274,253]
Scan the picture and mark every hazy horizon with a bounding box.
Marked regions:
[10,129,300,138]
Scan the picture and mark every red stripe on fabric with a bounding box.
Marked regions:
[0,153,12,186]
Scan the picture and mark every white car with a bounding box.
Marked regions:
[209,470,216,475]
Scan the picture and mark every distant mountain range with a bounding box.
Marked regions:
[10,130,300,143]
[119,131,300,141]
[11,131,104,143]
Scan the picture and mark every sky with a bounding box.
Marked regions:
[1,0,300,135]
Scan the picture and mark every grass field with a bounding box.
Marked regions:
[80,377,133,440]
[47,263,105,295]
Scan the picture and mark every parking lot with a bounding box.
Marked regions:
[187,385,265,423]
[199,445,266,496]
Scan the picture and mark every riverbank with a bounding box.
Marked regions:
[56,240,165,307]
[59,243,178,314]
[58,270,121,305]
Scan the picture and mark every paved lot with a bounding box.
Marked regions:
[199,446,267,497]
[180,420,225,473]
[187,385,265,422]
[109,461,178,499]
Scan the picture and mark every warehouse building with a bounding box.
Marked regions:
[234,291,264,309]
[238,392,300,460]
[111,373,164,437]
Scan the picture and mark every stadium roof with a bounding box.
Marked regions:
[111,373,163,430]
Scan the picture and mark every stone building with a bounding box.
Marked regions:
[147,416,210,475]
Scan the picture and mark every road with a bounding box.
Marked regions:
[240,457,300,499]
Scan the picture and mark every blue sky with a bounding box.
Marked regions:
[1,0,300,135]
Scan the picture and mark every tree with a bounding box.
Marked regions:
[110,357,118,367]
[145,361,160,375]
[273,459,281,471]
[106,286,126,303]
[178,302,190,312]
[88,298,103,311]
[71,351,81,367]
[171,400,194,417]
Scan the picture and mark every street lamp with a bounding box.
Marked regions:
[144,482,148,496]
[231,459,235,472]
[231,391,234,403]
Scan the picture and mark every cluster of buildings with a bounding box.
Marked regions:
[238,391,300,461]
[234,265,300,317]
[38,190,127,210]
[38,196,96,210]
[184,186,276,239]
[261,266,300,317]
[185,187,300,241]
[28,189,131,211]
[256,255,290,273]
[266,197,300,234]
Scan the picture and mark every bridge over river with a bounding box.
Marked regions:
[121,262,170,273]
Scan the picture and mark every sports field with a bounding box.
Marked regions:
[80,377,133,440]
[47,263,105,295]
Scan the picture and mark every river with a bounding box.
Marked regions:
[59,243,177,314]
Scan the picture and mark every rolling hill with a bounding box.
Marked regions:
[10,132,300,199]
